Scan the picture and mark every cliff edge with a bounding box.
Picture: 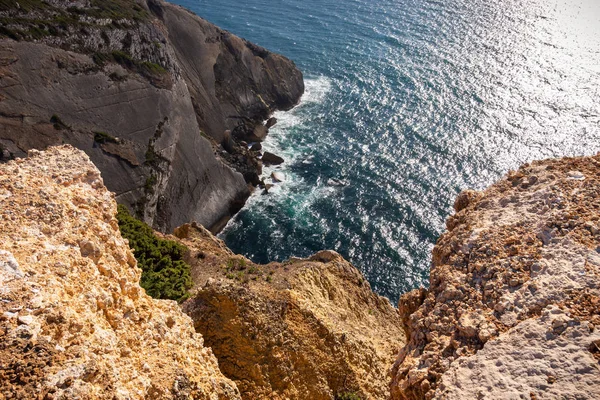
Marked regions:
[0,146,240,399]
[0,0,303,233]
[173,223,405,400]
[391,154,600,399]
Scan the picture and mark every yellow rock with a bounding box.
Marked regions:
[0,146,240,400]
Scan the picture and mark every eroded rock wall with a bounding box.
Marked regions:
[172,224,405,400]
[0,0,303,232]
[0,146,240,399]
[391,155,600,399]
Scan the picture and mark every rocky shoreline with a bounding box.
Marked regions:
[1,1,599,399]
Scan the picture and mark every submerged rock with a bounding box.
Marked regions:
[0,146,240,399]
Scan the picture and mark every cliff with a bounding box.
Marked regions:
[0,146,240,399]
[0,0,303,233]
[172,223,405,400]
[0,144,405,400]
[391,154,600,399]
[1,146,599,400]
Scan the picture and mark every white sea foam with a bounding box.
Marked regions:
[220,76,333,235]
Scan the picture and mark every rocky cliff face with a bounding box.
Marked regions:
[171,224,405,400]
[0,146,241,399]
[391,154,600,399]
[0,0,303,233]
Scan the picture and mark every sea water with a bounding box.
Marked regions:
[171,0,600,303]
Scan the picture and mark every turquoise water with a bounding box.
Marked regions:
[171,0,600,303]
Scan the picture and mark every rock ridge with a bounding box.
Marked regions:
[391,154,600,399]
[172,223,406,400]
[0,145,241,399]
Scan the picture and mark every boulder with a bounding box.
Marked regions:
[247,125,269,142]
[250,142,262,152]
[262,151,285,165]
[266,117,278,129]
[271,171,286,182]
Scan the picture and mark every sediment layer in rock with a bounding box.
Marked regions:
[172,223,405,400]
[0,146,240,400]
[391,154,600,400]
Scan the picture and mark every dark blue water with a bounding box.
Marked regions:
[171,0,600,303]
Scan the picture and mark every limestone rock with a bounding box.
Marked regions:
[174,224,405,400]
[391,154,600,399]
[0,146,240,400]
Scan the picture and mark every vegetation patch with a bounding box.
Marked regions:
[144,174,157,194]
[116,204,192,302]
[91,51,170,88]
[87,0,148,22]
[0,0,148,43]
[0,0,50,13]
[93,131,118,144]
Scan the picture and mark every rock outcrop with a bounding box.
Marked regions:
[391,154,600,399]
[0,0,303,233]
[172,223,405,400]
[0,146,241,399]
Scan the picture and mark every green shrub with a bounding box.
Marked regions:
[116,204,192,302]
[93,131,118,144]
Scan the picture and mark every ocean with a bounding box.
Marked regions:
[171,0,600,304]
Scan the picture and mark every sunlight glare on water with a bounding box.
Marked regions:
[172,0,600,303]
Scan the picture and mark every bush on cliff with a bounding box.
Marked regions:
[116,204,192,302]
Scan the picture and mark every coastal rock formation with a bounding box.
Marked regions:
[173,223,405,400]
[0,146,240,399]
[391,154,600,399]
[0,0,303,232]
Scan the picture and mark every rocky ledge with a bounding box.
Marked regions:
[0,146,240,399]
[172,223,405,400]
[392,154,600,399]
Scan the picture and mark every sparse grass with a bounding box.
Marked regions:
[93,131,118,144]
[116,204,192,302]
[0,25,21,40]
[0,0,149,44]
[0,0,49,13]
[226,257,250,272]
[87,0,148,21]
[144,174,157,194]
